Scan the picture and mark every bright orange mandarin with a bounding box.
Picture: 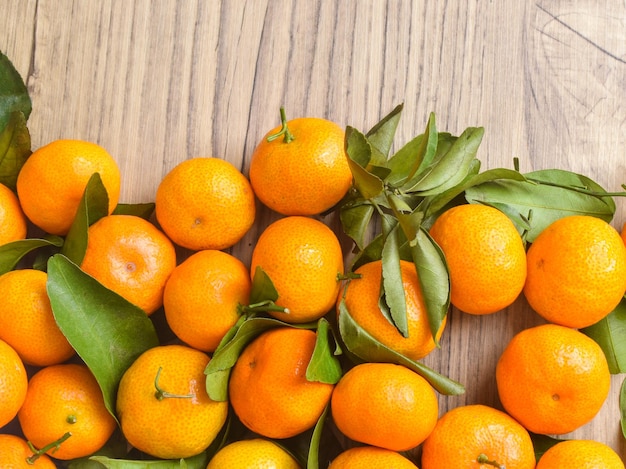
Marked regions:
[328,446,419,469]
[338,259,445,360]
[525,215,626,328]
[0,434,56,469]
[330,362,438,452]
[0,339,28,427]
[163,249,251,352]
[18,363,117,461]
[536,439,625,469]
[228,327,334,439]
[249,113,353,216]
[206,438,301,469]
[155,157,256,251]
[0,182,27,245]
[0,269,75,366]
[250,216,344,323]
[116,344,228,460]
[16,139,121,235]
[428,203,527,315]
[420,404,536,469]
[496,323,610,435]
[80,214,177,315]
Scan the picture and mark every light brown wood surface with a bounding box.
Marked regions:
[2,0,626,462]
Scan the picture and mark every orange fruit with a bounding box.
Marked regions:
[163,249,250,352]
[80,214,177,315]
[249,112,352,216]
[228,327,334,439]
[18,363,117,460]
[0,339,28,427]
[524,215,626,328]
[206,438,301,468]
[337,259,445,360]
[0,183,27,245]
[0,269,75,366]
[250,216,344,323]
[330,362,438,452]
[428,203,527,315]
[116,344,228,459]
[420,404,536,469]
[16,139,121,235]
[0,434,56,469]
[155,157,256,251]
[496,323,610,435]
[328,446,419,469]
[536,439,625,469]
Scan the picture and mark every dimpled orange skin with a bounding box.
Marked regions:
[155,157,256,251]
[0,339,28,428]
[0,434,56,469]
[206,438,302,469]
[228,327,334,439]
[249,117,353,216]
[428,203,527,315]
[80,214,177,315]
[328,446,419,469]
[535,439,625,469]
[524,215,626,328]
[330,362,439,452]
[250,216,344,323]
[0,269,75,367]
[18,364,117,461]
[420,404,536,469]
[496,323,610,435]
[338,259,446,361]
[16,139,121,235]
[163,249,251,352]
[0,183,27,245]
[116,344,228,460]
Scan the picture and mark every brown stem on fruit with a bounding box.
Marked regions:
[26,432,72,464]
[154,367,195,401]
[477,453,505,468]
[266,107,295,143]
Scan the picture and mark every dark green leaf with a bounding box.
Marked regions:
[381,224,408,337]
[0,111,31,190]
[307,405,330,469]
[113,202,155,219]
[61,173,110,265]
[581,298,626,374]
[365,103,403,163]
[0,236,63,274]
[620,378,626,440]
[529,433,564,461]
[47,254,160,421]
[89,451,210,469]
[337,299,464,395]
[339,200,375,250]
[349,233,384,271]
[249,266,280,305]
[0,52,31,131]
[346,127,385,199]
[306,318,343,384]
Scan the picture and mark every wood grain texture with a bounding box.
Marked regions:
[2,0,625,460]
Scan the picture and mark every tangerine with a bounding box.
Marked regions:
[0,338,28,428]
[428,203,527,315]
[155,157,256,251]
[496,323,611,435]
[330,362,438,452]
[0,434,56,468]
[16,139,121,235]
[206,438,301,468]
[249,109,352,216]
[524,215,626,328]
[535,439,625,469]
[328,446,419,469]
[0,182,27,245]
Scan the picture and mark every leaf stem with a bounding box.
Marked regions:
[266,107,295,143]
[477,453,505,468]
[154,367,195,400]
[26,432,72,463]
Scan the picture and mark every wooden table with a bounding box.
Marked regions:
[2,0,625,462]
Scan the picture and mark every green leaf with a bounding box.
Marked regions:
[306,405,330,469]
[0,111,31,190]
[581,298,626,374]
[345,127,385,200]
[249,265,280,305]
[529,433,564,461]
[339,199,375,250]
[0,52,31,132]
[620,377,626,440]
[306,318,343,384]
[61,173,110,265]
[365,103,403,163]
[205,317,288,401]
[381,224,409,337]
[89,451,210,469]
[337,299,464,395]
[0,236,63,274]
[47,254,160,421]
[113,202,155,219]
